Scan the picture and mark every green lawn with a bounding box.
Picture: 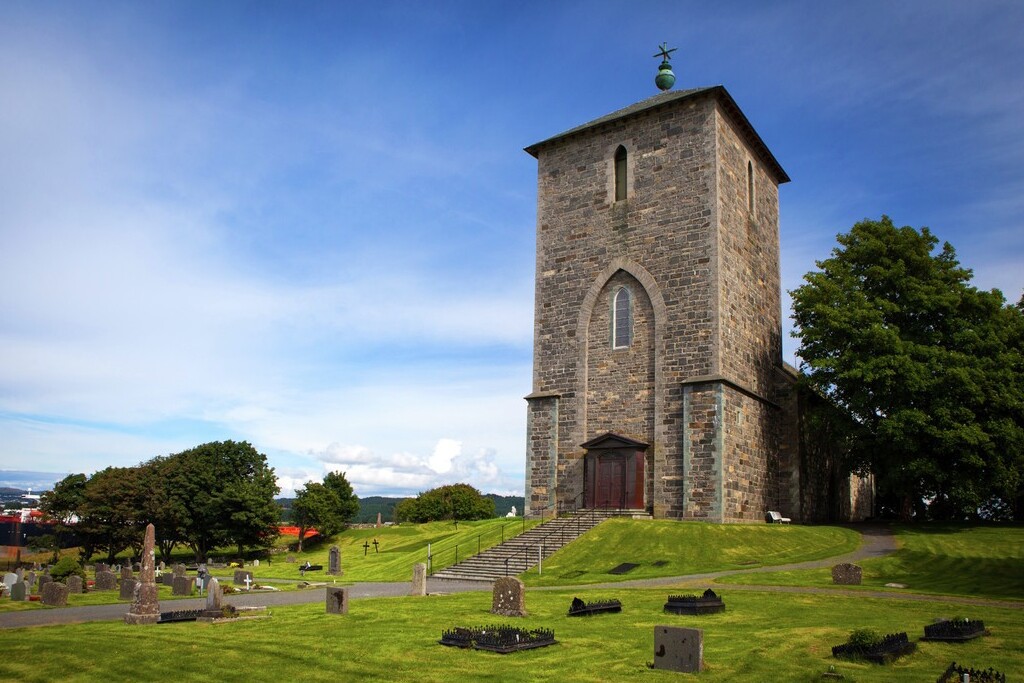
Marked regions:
[521,518,860,586]
[0,587,1019,682]
[716,523,1024,600]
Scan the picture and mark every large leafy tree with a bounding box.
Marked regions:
[394,483,495,523]
[166,440,280,561]
[39,473,87,552]
[791,216,1024,519]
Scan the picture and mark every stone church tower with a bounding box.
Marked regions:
[523,84,802,522]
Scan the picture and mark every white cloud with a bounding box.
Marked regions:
[427,438,461,474]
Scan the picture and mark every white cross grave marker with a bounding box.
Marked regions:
[244,576,253,591]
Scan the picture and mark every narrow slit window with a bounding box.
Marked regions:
[612,287,632,349]
[614,145,627,202]
[747,160,754,214]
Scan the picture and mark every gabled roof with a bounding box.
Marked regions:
[580,432,650,450]
[524,85,789,184]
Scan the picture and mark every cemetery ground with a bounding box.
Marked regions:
[0,523,1021,682]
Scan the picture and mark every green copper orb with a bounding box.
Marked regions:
[655,60,676,91]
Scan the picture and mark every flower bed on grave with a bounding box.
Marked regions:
[831,630,916,664]
[567,597,622,616]
[663,589,725,615]
[922,618,989,642]
[439,625,557,654]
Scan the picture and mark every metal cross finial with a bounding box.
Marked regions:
[654,42,677,62]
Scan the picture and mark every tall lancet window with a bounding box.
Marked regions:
[747,160,755,214]
[612,286,632,349]
[614,145,628,202]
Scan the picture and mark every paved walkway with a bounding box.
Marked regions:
[1,526,1019,629]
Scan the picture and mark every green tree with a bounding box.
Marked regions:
[791,216,1024,519]
[292,482,343,552]
[39,473,87,554]
[165,441,280,561]
[323,471,360,522]
[394,483,495,523]
[76,466,147,563]
[291,472,359,551]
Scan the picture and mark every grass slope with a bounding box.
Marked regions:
[0,588,1020,682]
[521,518,860,586]
[717,523,1024,600]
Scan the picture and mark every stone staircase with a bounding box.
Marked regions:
[430,509,644,582]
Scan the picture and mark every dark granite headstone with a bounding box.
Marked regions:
[41,581,69,607]
[831,563,862,585]
[37,574,53,593]
[66,575,84,594]
[161,573,175,586]
[326,587,348,615]
[327,546,341,576]
[10,581,27,601]
[94,570,118,591]
[172,576,195,596]
[95,562,109,574]
[120,577,138,600]
[120,566,133,581]
[652,626,703,673]
[491,576,526,617]
[233,569,253,586]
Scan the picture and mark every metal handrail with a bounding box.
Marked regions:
[425,518,527,576]
[503,493,598,577]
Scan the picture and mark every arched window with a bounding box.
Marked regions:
[614,145,627,202]
[612,287,632,349]
[747,160,754,214]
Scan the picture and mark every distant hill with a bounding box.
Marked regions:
[276,492,525,524]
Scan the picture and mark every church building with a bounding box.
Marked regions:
[523,57,806,522]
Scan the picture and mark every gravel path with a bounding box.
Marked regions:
[2,525,1019,629]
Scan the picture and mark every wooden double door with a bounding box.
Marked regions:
[584,449,645,510]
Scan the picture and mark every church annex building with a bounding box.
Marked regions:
[522,85,863,524]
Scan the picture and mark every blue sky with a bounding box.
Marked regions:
[1,1,1021,497]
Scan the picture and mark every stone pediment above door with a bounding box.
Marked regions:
[580,432,649,451]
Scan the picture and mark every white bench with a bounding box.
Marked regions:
[765,511,791,524]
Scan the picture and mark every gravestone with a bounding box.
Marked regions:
[95,562,109,574]
[124,523,160,625]
[173,564,187,578]
[376,512,382,528]
[162,573,175,586]
[94,570,118,591]
[120,577,138,600]
[121,566,133,581]
[41,581,69,607]
[10,581,27,601]
[410,563,427,596]
[172,576,195,596]
[652,626,703,673]
[37,574,53,593]
[325,587,348,615]
[23,571,35,591]
[40,581,69,606]
[205,577,223,614]
[491,576,526,617]
[327,546,341,576]
[15,567,24,581]
[2,572,16,592]
[158,560,165,572]
[66,575,84,594]
[233,569,252,586]
[831,563,862,585]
